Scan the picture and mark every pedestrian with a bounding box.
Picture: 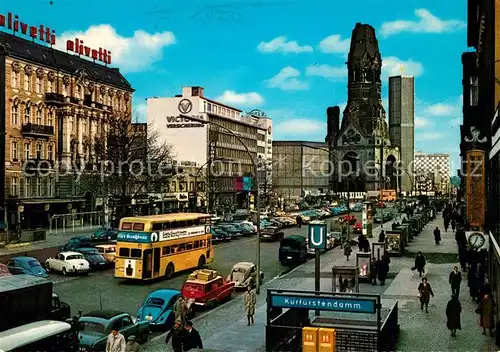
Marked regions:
[468,264,478,300]
[476,293,496,337]
[165,318,186,352]
[377,256,389,286]
[173,296,186,323]
[413,251,426,277]
[449,266,462,297]
[183,320,203,351]
[125,335,140,352]
[378,230,385,244]
[451,219,456,232]
[445,221,449,232]
[296,215,302,228]
[418,277,434,313]
[446,294,462,337]
[369,257,378,285]
[433,227,441,245]
[243,284,257,325]
[357,234,365,252]
[343,242,352,261]
[106,323,126,352]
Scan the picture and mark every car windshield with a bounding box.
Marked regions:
[145,297,165,306]
[232,267,247,273]
[28,260,42,268]
[78,322,106,334]
[223,225,236,231]
[66,254,84,260]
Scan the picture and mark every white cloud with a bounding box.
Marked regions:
[380,8,466,37]
[416,132,444,141]
[134,102,147,122]
[58,24,175,73]
[257,36,313,54]
[382,56,424,78]
[414,117,429,128]
[305,64,346,80]
[449,117,462,127]
[215,90,264,106]
[266,67,309,91]
[275,118,326,137]
[318,34,350,54]
[424,103,459,116]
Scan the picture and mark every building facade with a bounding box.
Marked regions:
[413,152,451,194]
[147,87,272,211]
[326,23,400,192]
[272,141,329,202]
[0,30,133,238]
[388,75,415,193]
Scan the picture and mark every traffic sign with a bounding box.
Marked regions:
[308,223,327,249]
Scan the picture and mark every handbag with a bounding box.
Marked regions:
[417,292,422,298]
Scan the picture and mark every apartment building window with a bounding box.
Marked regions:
[62,84,68,97]
[24,73,31,91]
[47,111,54,126]
[207,103,212,112]
[99,92,104,104]
[24,142,30,160]
[11,71,18,88]
[24,105,31,124]
[36,77,42,93]
[11,176,19,196]
[48,177,54,196]
[24,177,31,197]
[77,85,83,99]
[36,143,43,159]
[11,140,18,161]
[36,177,42,196]
[36,108,43,125]
[47,80,53,93]
[11,105,18,125]
[48,144,53,161]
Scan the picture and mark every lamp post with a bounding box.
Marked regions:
[180,114,262,294]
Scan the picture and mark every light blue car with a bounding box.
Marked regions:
[137,289,181,330]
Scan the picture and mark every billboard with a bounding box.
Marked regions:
[147,97,208,167]
[465,150,486,228]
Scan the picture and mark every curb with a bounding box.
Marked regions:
[5,242,33,249]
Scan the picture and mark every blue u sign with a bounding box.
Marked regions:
[308,223,327,249]
[271,294,376,314]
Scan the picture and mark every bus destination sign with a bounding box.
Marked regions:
[157,225,209,241]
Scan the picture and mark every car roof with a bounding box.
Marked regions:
[147,289,180,300]
[185,276,223,285]
[83,310,125,320]
[0,320,72,351]
[0,274,50,293]
[60,251,83,256]
[78,247,98,252]
[71,236,90,240]
[233,262,254,269]
[95,244,116,248]
[10,256,37,261]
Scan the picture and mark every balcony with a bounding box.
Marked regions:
[83,97,113,111]
[21,123,55,137]
[44,92,65,104]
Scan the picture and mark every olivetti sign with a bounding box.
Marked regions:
[165,115,205,129]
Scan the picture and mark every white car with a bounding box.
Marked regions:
[45,251,90,276]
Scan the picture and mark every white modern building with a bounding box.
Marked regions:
[147,86,272,210]
[414,152,451,194]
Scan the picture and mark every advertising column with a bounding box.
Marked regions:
[362,202,373,238]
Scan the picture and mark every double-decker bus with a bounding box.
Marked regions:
[114,213,213,281]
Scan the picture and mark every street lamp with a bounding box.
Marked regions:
[180,114,262,294]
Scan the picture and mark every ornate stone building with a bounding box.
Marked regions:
[0,31,133,237]
[326,23,400,192]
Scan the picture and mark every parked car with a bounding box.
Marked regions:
[267,219,283,229]
[95,244,116,264]
[329,231,345,248]
[61,236,93,252]
[181,269,235,309]
[90,227,117,242]
[77,310,150,351]
[6,256,48,278]
[234,223,256,236]
[279,236,308,265]
[227,262,263,290]
[342,215,357,225]
[210,214,221,223]
[353,221,363,234]
[211,228,231,242]
[217,224,242,239]
[137,289,193,330]
[74,248,108,270]
[0,263,12,276]
[45,251,90,276]
[260,227,284,242]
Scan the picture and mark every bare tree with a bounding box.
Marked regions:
[80,115,174,223]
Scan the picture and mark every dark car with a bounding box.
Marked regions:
[90,227,117,242]
[74,248,107,270]
[217,224,243,239]
[234,223,256,236]
[260,227,284,242]
[61,236,93,251]
[267,219,283,229]
[6,256,48,278]
[279,236,308,265]
[211,228,231,242]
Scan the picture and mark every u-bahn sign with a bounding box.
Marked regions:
[308,223,327,250]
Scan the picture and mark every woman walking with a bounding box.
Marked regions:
[446,294,462,337]
[476,293,496,336]
[243,285,257,325]
[414,252,426,277]
[418,278,434,313]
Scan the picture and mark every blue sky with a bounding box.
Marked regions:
[10,0,465,172]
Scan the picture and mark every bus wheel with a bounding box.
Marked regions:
[165,263,175,279]
[197,256,206,269]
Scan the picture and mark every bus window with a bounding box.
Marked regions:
[133,223,145,231]
[199,218,207,224]
[119,248,130,257]
[130,249,142,258]
[208,239,211,247]
[162,246,170,255]
[121,222,133,230]
[186,242,193,250]
[194,218,200,225]
[186,220,194,226]
[177,221,186,228]
[171,245,178,253]
[152,223,162,231]
[193,241,199,249]
[163,222,171,230]
[200,240,205,247]
[179,243,186,252]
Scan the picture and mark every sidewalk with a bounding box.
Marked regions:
[149,214,498,352]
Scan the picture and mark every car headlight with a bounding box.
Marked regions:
[145,315,153,321]
[236,281,239,285]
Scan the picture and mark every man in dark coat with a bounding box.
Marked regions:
[414,252,426,277]
[433,227,441,245]
[377,256,389,286]
[183,320,203,351]
[446,294,462,337]
[296,215,302,228]
[378,230,385,244]
[449,266,462,297]
[165,319,186,352]
[369,257,378,285]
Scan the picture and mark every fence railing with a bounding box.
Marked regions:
[49,211,106,235]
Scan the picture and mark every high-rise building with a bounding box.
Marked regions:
[414,152,450,194]
[388,75,415,194]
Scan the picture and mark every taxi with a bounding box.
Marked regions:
[181,269,235,309]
